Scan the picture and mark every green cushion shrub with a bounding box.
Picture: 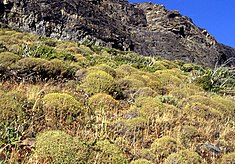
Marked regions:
[150,136,178,161]
[163,150,203,164]
[81,70,115,95]
[130,159,153,164]
[89,140,127,163]
[221,152,235,164]
[89,93,118,113]
[42,93,81,127]
[33,130,86,164]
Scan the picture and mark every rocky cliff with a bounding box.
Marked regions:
[0,0,235,67]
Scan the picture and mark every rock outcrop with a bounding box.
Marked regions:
[0,0,235,67]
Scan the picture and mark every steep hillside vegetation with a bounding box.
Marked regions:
[1,0,235,67]
[0,28,235,163]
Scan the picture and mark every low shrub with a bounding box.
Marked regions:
[89,140,127,163]
[88,64,116,77]
[32,130,86,164]
[89,93,118,113]
[14,57,49,78]
[163,150,203,164]
[81,70,115,95]
[221,152,235,164]
[133,87,158,98]
[150,136,178,162]
[183,102,222,120]
[0,91,24,122]
[42,93,81,128]
[115,64,140,78]
[0,52,20,66]
[154,72,183,88]
[130,159,153,164]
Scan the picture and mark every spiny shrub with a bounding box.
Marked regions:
[141,74,162,92]
[151,61,167,70]
[90,140,127,163]
[163,150,203,164]
[44,59,76,79]
[115,64,140,78]
[112,116,147,140]
[221,152,235,164]
[43,59,66,78]
[89,93,118,113]
[0,91,24,122]
[180,125,200,147]
[155,95,178,106]
[181,95,230,119]
[130,159,153,164]
[0,52,20,66]
[211,95,235,118]
[88,64,116,77]
[180,63,203,72]
[169,88,200,99]
[137,149,156,163]
[133,87,158,98]
[152,60,178,70]
[14,57,49,75]
[150,136,178,162]
[117,77,145,91]
[14,58,76,80]
[32,130,86,164]
[183,102,222,120]
[42,93,81,127]
[74,54,90,67]
[0,52,20,78]
[81,70,115,95]
[134,97,163,119]
[154,72,183,89]
[125,117,147,135]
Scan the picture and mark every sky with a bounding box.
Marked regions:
[129,0,235,48]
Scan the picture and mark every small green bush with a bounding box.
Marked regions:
[44,59,66,78]
[154,72,183,88]
[138,149,156,162]
[88,64,116,77]
[15,57,49,75]
[81,70,115,95]
[155,95,178,106]
[89,93,118,113]
[42,93,81,127]
[130,159,153,164]
[180,126,200,147]
[33,130,86,164]
[0,91,24,122]
[221,152,235,164]
[115,64,140,78]
[183,102,222,120]
[169,86,202,99]
[163,150,203,164]
[151,136,178,161]
[117,77,145,91]
[134,87,158,98]
[90,140,127,163]
[0,52,20,66]
[134,97,163,119]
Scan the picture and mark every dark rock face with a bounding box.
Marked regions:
[0,0,234,67]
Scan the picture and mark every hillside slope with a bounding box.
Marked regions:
[1,0,235,67]
[0,28,235,163]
